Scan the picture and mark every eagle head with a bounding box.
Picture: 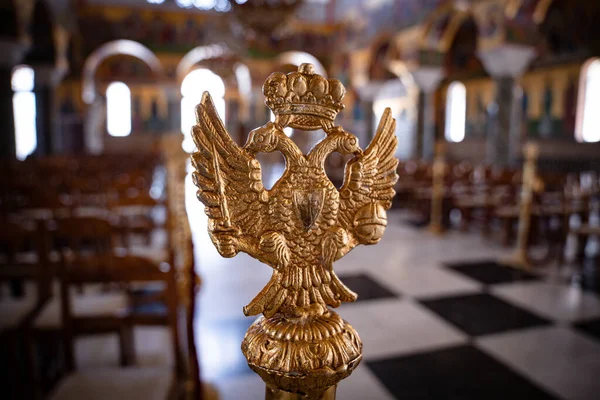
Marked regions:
[327,127,362,156]
[245,122,285,155]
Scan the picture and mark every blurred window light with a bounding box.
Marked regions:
[106,82,132,137]
[181,68,226,152]
[147,0,165,4]
[12,65,37,160]
[234,63,252,100]
[235,0,248,4]
[580,59,600,143]
[177,0,194,8]
[193,0,216,10]
[444,81,466,143]
[215,0,231,12]
[12,65,34,92]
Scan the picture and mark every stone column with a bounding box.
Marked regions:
[0,40,26,158]
[165,86,181,133]
[412,66,444,161]
[32,64,62,155]
[478,45,536,166]
[84,94,105,155]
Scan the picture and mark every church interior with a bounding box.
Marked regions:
[1,0,600,399]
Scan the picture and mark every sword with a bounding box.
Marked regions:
[212,142,232,229]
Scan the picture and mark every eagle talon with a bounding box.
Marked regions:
[210,231,240,258]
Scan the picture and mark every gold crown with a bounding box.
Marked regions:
[263,63,346,130]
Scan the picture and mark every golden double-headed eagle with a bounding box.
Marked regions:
[191,64,398,319]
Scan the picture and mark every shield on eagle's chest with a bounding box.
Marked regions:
[293,189,325,230]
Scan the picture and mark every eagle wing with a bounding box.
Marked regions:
[338,108,399,238]
[190,92,267,257]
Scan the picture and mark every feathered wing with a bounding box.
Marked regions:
[190,92,267,257]
[338,108,399,242]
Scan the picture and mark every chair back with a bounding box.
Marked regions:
[59,254,181,375]
[0,222,49,297]
[52,217,117,258]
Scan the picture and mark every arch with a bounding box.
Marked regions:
[532,0,554,23]
[445,15,483,76]
[420,4,472,53]
[576,57,600,143]
[506,0,554,24]
[275,51,327,77]
[367,35,397,81]
[82,40,164,104]
[175,44,229,83]
[538,0,587,55]
[176,44,255,106]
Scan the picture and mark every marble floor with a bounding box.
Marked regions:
[187,180,600,400]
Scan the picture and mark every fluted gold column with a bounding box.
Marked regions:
[429,141,447,235]
[266,386,336,400]
[504,142,541,270]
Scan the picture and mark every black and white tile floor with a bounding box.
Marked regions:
[188,186,600,400]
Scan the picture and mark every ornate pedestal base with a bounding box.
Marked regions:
[242,310,362,399]
[266,385,337,400]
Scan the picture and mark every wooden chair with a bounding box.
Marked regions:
[107,194,173,324]
[570,197,598,265]
[0,221,50,303]
[32,217,135,369]
[179,238,203,400]
[48,254,181,400]
[109,192,162,249]
[51,216,119,257]
[0,221,49,400]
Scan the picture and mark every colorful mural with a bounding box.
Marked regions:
[77,7,219,56]
[46,0,600,154]
[246,25,338,60]
[457,63,584,141]
[335,0,444,50]
[95,55,155,82]
[521,66,581,140]
[368,39,396,81]
[75,5,338,69]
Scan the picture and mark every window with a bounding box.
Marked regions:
[106,82,132,137]
[577,59,600,143]
[12,65,37,160]
[444,81,467,143]
[181,68,225,153]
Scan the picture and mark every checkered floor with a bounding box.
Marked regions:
[190,203,600,400]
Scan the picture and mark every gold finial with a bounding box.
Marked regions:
[190,64,399,399]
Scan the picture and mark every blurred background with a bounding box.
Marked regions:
[1,0,600,399]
